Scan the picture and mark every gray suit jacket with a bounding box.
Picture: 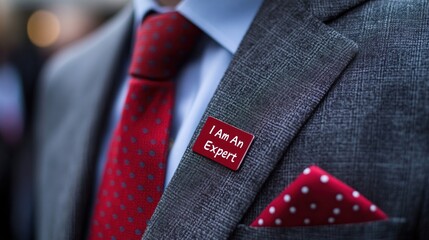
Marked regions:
[35,0,429,239]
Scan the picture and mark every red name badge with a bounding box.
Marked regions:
[192,116,254,171]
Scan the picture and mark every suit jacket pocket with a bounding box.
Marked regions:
[231,218,406,240]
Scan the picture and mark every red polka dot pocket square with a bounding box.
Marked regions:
[250,165,388,227]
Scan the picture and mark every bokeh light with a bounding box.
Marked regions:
[27,10,60,48]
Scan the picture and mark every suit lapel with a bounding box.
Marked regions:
[144,0,359,239]
[36,6,133,240]
[304,0,369,21]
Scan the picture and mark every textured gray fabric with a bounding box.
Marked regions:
[35,0,429,239]
[35,5,133,240]
[237,1,429,239]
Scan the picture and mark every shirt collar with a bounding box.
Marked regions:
[133,0,174,28]
[133,0,264,54]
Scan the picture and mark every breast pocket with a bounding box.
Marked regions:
[231,218,407,240]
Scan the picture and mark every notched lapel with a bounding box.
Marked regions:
[144,0,358,239]
[303,0,370,22]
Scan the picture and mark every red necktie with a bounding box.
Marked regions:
[89,12,200,240]
[251,166,387,227]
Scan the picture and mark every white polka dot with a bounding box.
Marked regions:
[275,218,282,225]
[301,186,309,194]
[353,204,360,211]
[283,194,291,202]
[269,206,276,214]
[304,218,310,225]
[258,218,264,226]
[303,168,311,175]
[336,194,343,201]
[352,191,360,198]
[333,208,340,215]
[370,205,377,212]
[289,206,297,214]
[310,203,317,210]
[328,217,335,224]
[320,175,329,183]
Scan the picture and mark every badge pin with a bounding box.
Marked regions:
[192,116,254,171]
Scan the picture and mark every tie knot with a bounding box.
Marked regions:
[129,12,201,80]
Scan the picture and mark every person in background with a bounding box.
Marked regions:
[1,0,44,239]
[0,1,24,238]
[35,0,429,239]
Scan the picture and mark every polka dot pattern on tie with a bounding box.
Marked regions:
[89,12,201,240]
[250,166,388,227]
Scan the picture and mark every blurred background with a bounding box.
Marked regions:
[0,0,128,239]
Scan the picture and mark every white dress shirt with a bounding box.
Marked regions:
[96,0,264,188]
